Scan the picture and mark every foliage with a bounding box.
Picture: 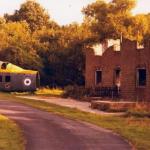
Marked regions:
[0,21,43,71]
[127,103,150,118]
[144,13,150,40]
[34,87,64,96]
[33,23,94,86]
[63,85,88,99]
[91,101,136,112]
[0,17,6,24]
[4,0,50,31]
[82,0,149,42]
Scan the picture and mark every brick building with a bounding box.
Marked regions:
[85,38,150,101]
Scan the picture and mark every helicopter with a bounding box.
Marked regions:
[0,61,40,92]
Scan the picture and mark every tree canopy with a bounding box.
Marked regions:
[0,21,43,70]
[4,0,50,31]
[82,0,149,42]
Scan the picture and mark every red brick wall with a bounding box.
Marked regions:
[121,39,150,101]
[121,39,137,100]
[85,48,102,88]
[85,39,150,101]
[101,47,121,87]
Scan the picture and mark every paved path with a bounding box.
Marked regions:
[18,96,123,115]
[0,100,132,150]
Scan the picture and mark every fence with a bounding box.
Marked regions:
[90,86,121,98]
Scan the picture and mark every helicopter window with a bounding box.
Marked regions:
[0,76,2,82]
[1,63,7,69]
[5,76,11,82]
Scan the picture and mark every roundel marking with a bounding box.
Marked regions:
[24,78,32,86]
[5,83,10,89]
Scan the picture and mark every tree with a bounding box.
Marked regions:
[129,15,148,42]
[4,0,50,31]
[32,22,94,86]
[0,21,43,71]
[0,46,42,70]
[82,0,143,41]
[144,13,150,40]
[0,17,5,25]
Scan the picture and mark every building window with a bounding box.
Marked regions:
[0,76,2,82]
[1,63,7,69]
[114,68,121,88]
[5,76,11,82]
[95,70,102,85]
[137,69,146,86]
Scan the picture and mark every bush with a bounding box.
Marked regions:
[126,110,150,118]
[91,101,136,112]
[63,85,89,99]
[126,102,150,118]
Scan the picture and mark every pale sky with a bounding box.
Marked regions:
[0,0,149,25]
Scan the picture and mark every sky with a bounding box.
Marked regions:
[0,0,149,25]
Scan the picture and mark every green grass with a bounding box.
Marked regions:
[0,115,25,150]
[1,93,150,150]
[11,87,64,97]
[34,88,64,96]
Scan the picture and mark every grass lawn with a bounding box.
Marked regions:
[11,87,64,97]
[0,115,25,150]
[1,92,150,150]
[34,88,64,96]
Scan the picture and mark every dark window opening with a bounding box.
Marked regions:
[0,76,2,82]
[114,68,121,87]
[5,76,11,82]
[95,70,102,85]
[1,63,8,69]
[137,69,146,86]
[116,69,120,78]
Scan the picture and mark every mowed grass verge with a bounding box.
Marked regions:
[11,87,64,97]
[1,93,150,150]
[0,115,25,150]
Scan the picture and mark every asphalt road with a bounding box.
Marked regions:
[0,100,132,150]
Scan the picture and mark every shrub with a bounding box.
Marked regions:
[126,102,150,118]
[91,101,136,112]
[63,85,88,99]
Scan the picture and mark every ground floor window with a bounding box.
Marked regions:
[137,68,146,87]
[5,76,11,82]
[95,70,102,85]
[114,68,121,88]
[0,76,2,82]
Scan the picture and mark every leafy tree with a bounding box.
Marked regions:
[129,14,148,42]
[32,23,94,86]
[0,21,31,47]
[0,21,43,71]
[4,0,50,31]
[82,0,142,41]
[0,17,5,25]
[0,46,42,70]
[144,13,150,40]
